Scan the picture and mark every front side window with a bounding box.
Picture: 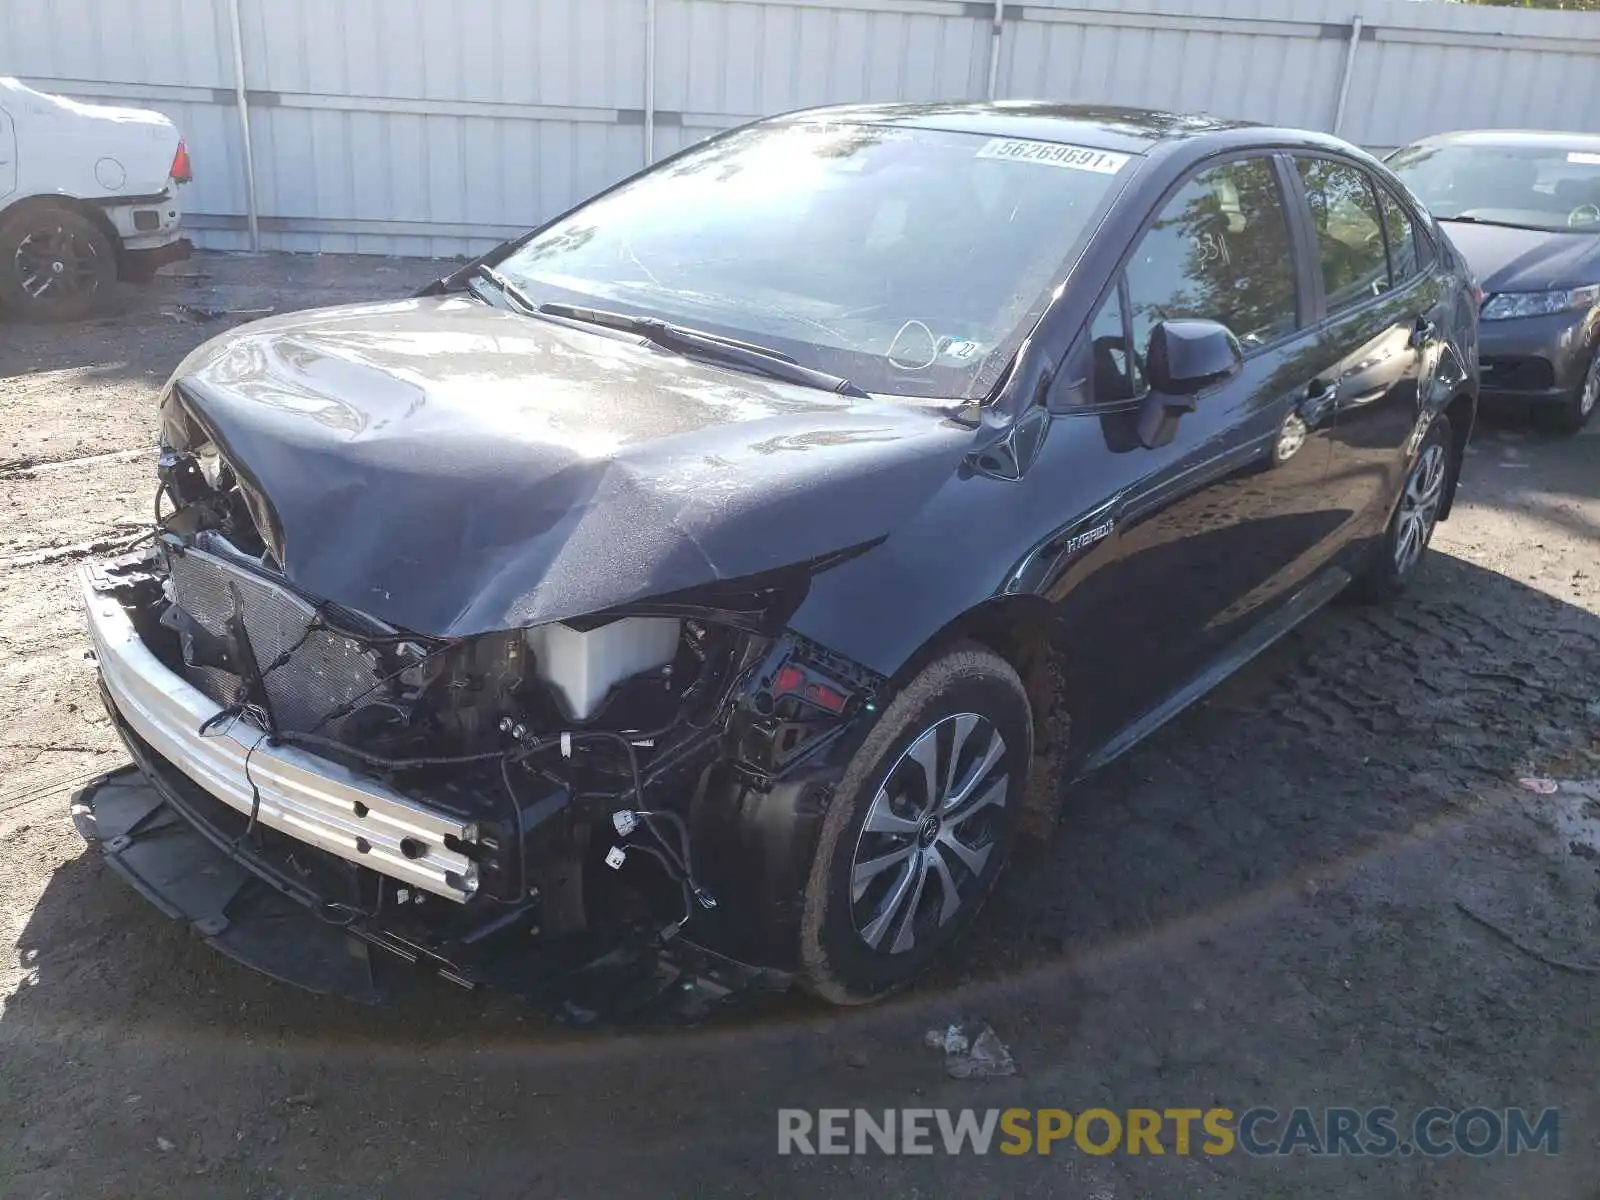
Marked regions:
[1296,157,1390,315]
[493,121,1132,399]
[1123,156,1299,362]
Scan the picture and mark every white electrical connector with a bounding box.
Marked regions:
[560,731,573,758]
[604,845,627,870]
[612,809,640,837]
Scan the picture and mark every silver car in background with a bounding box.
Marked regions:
[1388,130,1600,433]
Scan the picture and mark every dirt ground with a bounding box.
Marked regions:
[1,255,1597,1199]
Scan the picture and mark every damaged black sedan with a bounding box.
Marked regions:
[76,104,1479,1008]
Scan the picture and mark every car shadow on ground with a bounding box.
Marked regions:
[0,310,167,387]
[7,548,1597,1045]
[960,548,1600,985]
[1466,415,1600,547]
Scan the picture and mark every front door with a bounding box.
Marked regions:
[1046,153,1346,747]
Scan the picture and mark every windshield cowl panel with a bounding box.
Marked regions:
[493,121,1134,401]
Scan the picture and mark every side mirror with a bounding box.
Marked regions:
[1137,319,1244,448]
[1147,319,1244,396]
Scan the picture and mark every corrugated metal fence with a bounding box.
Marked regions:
[5,0,1600,257]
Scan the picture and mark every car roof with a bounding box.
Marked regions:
[768,101,1374,162]
[1409,129,1600,153]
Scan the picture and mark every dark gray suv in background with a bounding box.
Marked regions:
[1390,129,1600,433]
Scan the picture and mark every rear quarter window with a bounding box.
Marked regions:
[1377,186,1424,282]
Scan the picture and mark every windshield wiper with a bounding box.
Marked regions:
[466,262,542,315]
[1438,214,1556,232]
[537,301,869,398]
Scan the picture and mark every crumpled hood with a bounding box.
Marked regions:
[161,297,976,637]
[1440,220,1600,293]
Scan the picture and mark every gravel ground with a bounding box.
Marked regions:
[1,255,1597,1199]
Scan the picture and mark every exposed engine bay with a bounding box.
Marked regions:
[81,434,888,1005]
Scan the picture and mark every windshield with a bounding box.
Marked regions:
[1388,141,1600,233]
[493,121,1133,398]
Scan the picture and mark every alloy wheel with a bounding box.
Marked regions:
[1394,441,1447,575]
[15,226,103,303]
[849,713,1010,955]
[1275,412,1308,463]
[1580,352,1600,420]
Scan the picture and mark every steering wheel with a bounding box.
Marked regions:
[1569,204,1600,228]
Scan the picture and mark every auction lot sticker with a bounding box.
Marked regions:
[977,138,1130,174]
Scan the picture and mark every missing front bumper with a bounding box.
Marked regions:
[76,553,809,1013]
[72,759,789,1017]
[79,559,480,901]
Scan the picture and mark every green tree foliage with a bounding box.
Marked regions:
[1448,0,1600,10]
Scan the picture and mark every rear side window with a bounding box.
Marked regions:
[1377,186,1424,282]
[1296,157,1390,314]
[1123,156,1300,355]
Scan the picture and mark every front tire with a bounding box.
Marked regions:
[799,645,1032,1005]
[1346,413,1453,604]
[0,204,117,321]
[1538,344,1600,435]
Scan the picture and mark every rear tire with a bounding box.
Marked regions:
[799,645,1032,1005]
[1537,344,1600,435]
[1346,413,1453,604]
[0,204,117,321]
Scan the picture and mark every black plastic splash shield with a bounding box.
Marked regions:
[71,768,384,1004]
[71,767,791,1022]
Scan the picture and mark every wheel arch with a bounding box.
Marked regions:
[886,594,1072,842]
[0,192,123,271]
[687,596,1070,974]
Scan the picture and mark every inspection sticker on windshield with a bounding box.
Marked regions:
[1568,152,1600,165]
[977,138,1130,174]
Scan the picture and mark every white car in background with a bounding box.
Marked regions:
[0,78,192,319]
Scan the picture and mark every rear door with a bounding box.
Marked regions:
[1045,152,1347,746]
[1290,155,1443,553]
